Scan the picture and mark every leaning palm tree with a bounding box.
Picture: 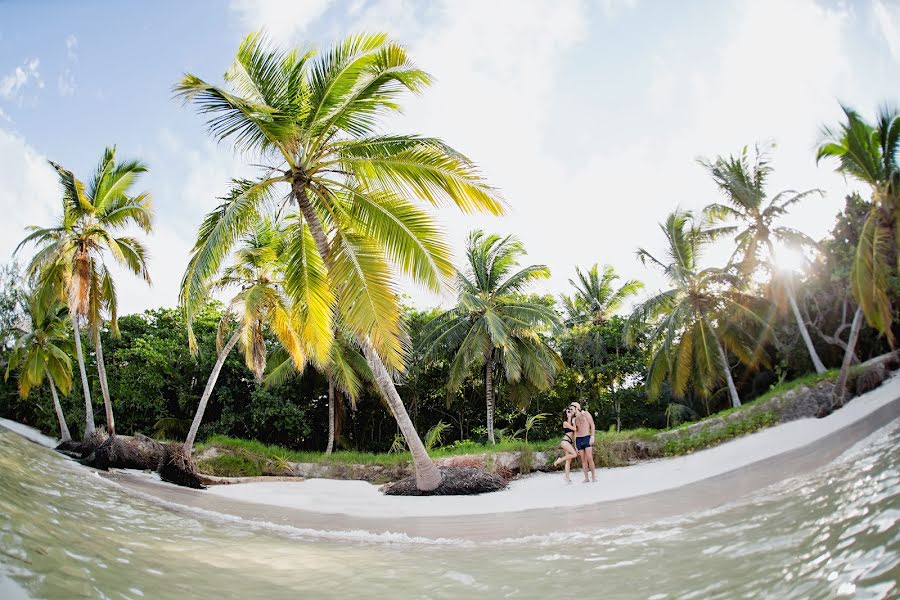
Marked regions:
[422,230,563,443]
[4,295,74,442]
[17,146,153,438]
[182,217,305,457]
[176,32,504,490]
[625,210,769,408]
[561,263,643,325]
[817,104,900,403]
[700,144,826,373]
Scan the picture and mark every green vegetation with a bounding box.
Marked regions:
[0,29,896,490]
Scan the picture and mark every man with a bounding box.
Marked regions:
[570,402,596,482]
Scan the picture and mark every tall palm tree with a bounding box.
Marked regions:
[267,327,371,454]
[625,210,768,408]
[176,33,504,490]
[561,263,643,325]
[182,217,306,456]
[422,230,563,443]
[700,144,826,374]
[4,295,74,442]
[817,104,899,403]
[17,146,153,438]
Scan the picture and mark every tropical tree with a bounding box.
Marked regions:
[561,263,643,325]
[266,326,372,455]
[817,104,900,402]
[625,210,769,408]
[181,217,305,457]
[175,32,504,490]
[700,144,827,374]
[422,230,563,443]
[17,146,153,438]
[4,295,74,442]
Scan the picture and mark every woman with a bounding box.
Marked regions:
[553,406,578,483]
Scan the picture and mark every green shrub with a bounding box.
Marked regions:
[197,453,264,477]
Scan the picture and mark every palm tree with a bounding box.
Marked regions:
[422,230,563,443]
[817,104,899,403]
[266,326,372,455]
[17,146,153,438]
[182,217,306,457]
[175,33,504,490]
[625,210,768,408]
[561,263,643,325]
[700,144,827,374]
[5,294,74,442]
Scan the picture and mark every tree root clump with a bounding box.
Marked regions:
[158,445,206,489]
[382,467,507,496]
[83,433,167,471]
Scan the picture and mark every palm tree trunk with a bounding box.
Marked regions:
[361,339,442,490]
[183,328,241,456]
[834,307,864,407]
[714,334,741,407]
[326,377,335,455]
[71,318,95,439]
[45,368,71,442]
[785,275,827,374]
[93,329,115,437]
[485,359,495,444]
[764,241,826,374]
[296,185,442,491]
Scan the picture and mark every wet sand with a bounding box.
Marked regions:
[88,375,900,542]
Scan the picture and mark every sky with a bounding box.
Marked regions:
[0,0,898,316]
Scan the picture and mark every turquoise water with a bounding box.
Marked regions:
[0,420,898,599]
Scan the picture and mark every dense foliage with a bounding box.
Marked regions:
[1,190,895,451]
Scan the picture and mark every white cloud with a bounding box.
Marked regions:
[58,69,76,96]
[65,34,78,59]
[229,0,335,44]
[0,58,42,100]
[0,129,58,267]
[874,0,900,62]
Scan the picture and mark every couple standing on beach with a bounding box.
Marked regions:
[554,402,597,483]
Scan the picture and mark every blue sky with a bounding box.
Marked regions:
[1,0,899,315]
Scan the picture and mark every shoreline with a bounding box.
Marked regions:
[45,374,900,541]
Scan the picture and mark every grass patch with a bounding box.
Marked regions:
[197,453,264,477]
[661,410,778,456]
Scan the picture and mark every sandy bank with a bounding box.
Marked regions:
[4,375,899,541]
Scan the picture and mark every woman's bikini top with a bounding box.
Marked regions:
[563,424,575,434]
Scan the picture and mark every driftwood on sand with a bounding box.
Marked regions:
[55,430,205,489]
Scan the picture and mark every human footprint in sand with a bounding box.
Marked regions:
[571,402,596,482]
[553,406,578,482]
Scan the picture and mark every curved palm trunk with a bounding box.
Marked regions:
[296,186,441,490]
[834,307,864,407]
[93,329,115,436]
[485,359,495,444]
[713,333,741,408]
[45,368,71,442]
[784,275,827,374]
[71,318,95,439]
[183,328,241,456]
[325,377,335,455]
[766,242,826,374]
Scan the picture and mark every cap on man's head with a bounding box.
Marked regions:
[570,402,581,411]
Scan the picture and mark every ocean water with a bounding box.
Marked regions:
[0,420,897,599]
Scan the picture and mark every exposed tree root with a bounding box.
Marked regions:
[382,466,507,496]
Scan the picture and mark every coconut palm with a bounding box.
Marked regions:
[817,104,900,402]
[422,230,563,444]
[266,326,372,455]
[700,144,826,374]
[182,217,305,457]
[4,294,74,442]
[561,263,643,326]
[17,146,153,438]
[175,32,504,490]
[625,210,769,408]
